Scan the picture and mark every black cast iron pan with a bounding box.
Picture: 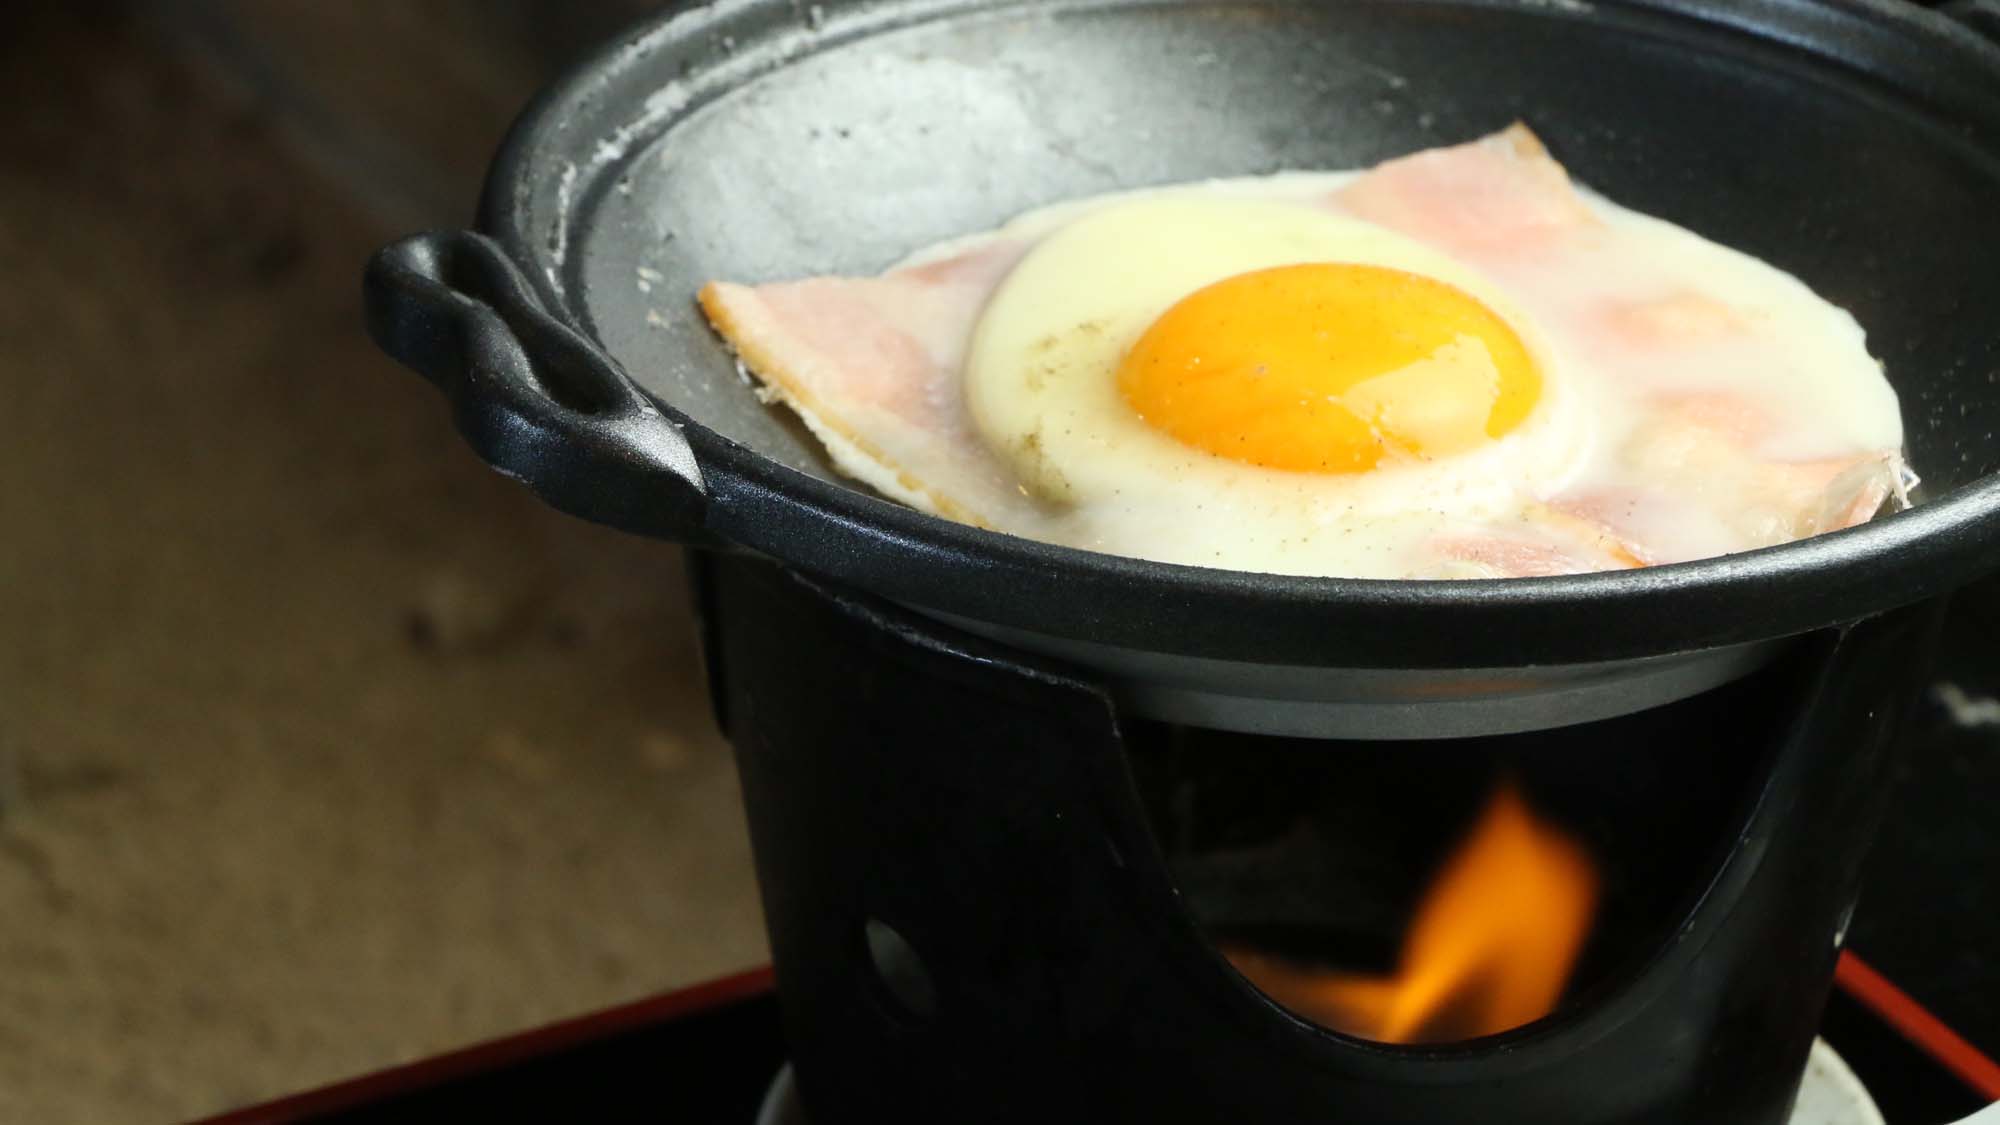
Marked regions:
[366,0,2000,737]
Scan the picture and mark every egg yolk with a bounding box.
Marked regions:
[1117,263,1541,473]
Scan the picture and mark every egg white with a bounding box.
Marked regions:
[961,194,1593,576]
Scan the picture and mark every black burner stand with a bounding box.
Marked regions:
[693,552,1939,1125]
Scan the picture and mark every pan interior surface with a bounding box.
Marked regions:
[559,0,2000,492]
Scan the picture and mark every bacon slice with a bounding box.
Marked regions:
[1425,386,1899,578]
[697,125,1902,580]
[1543,396,1899,571]
[698,237,1044,530]
[1427,533,1623,580]
[1602,293,1748,348]
[1337,124,1597,254]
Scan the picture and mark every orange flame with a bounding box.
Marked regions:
[1229,780,1600,1044]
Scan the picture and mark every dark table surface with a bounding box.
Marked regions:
[1851,581,2000,1051]
[1836,575,2000,1122]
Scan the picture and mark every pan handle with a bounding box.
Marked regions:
[363,230,710,542]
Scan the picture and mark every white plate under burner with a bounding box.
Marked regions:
[757,1039,1885,1125]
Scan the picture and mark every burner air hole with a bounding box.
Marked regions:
[862,917,938,1023]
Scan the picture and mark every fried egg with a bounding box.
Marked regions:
[697,125,1905,579]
